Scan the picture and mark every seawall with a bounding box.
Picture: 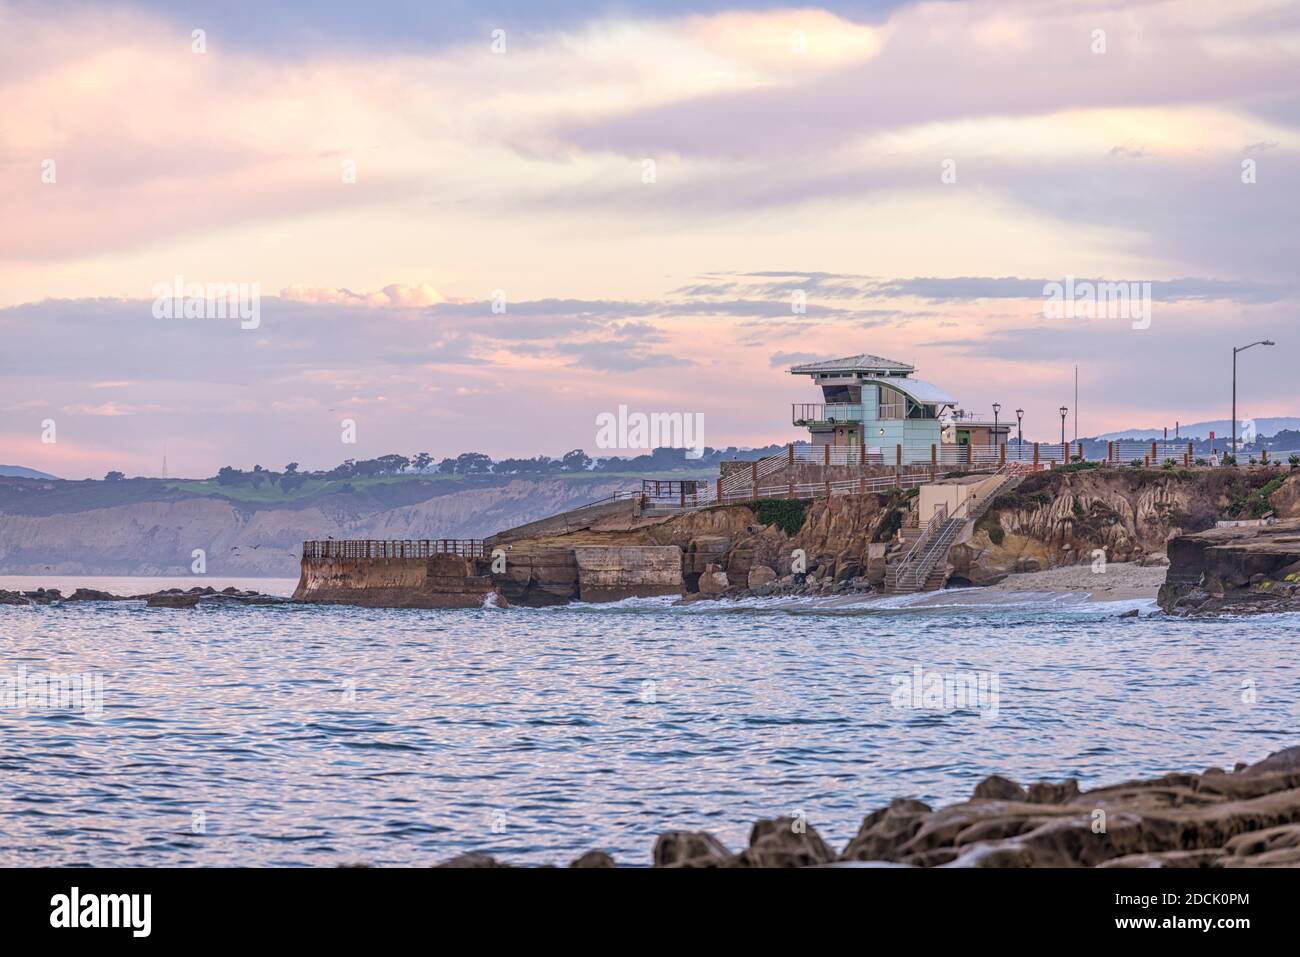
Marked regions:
[293,554,494,608]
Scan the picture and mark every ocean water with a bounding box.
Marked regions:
[1,588,1297,867]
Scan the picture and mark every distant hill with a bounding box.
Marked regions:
[0,465,58,480]
[1094,418,1300,441]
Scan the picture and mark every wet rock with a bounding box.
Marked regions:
[840,798,933,862]
[653,830,733,868]
[146,593,201,608]
[733,817,836,868]
[1241,745,1300,777]
[973,775,1027,802]
[0,590,30,605]
[1026,780,1080,805]
[570,850,616,868]
[1117,608,1139,618]
[1098,849,1225,868]
[435,852,511,868]
[66,588,124,602]
[698,565,729,595]
[747,565,777,588]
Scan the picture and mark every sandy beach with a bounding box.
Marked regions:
[983,561,1167,601]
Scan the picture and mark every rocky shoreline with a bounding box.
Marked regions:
[1158,519,1300,616]
[433,747,1300,868]
[0,585,287,608]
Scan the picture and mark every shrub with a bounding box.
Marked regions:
[873,507,903,543]
[1162,459,1177,469]
[976,511,1005,545]
[1072,500,1085,517]
[1194,458,1208,466]
[1291,454,1300,469]
[753,498,806,536]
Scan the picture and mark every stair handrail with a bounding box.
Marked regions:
[897,501,948,570]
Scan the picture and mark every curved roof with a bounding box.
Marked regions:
[865,376,956,405]
[789,353,914,375]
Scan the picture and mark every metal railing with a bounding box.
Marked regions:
[792,403,866,425]
[302,539,485,559]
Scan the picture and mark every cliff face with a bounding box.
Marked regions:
[949,468,1300,585]
[0,476,635,576]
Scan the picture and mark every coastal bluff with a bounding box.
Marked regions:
[289,466,1300,609]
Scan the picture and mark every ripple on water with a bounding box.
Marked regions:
[0,596,1298,865]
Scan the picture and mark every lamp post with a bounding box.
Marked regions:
[992,402,1001,449]
[1059,406,1068,457]
[1232,340,1275,458]
[1015,408,1024,455]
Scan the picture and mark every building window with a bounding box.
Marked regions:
[878,385,906,419]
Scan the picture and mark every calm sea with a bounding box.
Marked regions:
[1,582,1296,866]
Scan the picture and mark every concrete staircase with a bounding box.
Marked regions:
[884,470,1023,593]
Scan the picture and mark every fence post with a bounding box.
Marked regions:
[999,443,1006,466]
[858,475,864,495]
[824,443,831,468]
[751,460,758,500]
[1151,440,1158,464]
[1262,449,1269,465]
[965,443,972,467]
[1033,442,1039,467]
[680,483,686,510]
[716,477,722,503]
[1108,440,1114,464]
[931,443,937,481]
[859,441,865,466]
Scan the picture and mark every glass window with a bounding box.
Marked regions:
[878,385,906,419]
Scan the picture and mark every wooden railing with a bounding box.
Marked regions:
[302,539,485,559]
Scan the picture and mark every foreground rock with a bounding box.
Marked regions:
[434,748,1300,867]
[1159,520,1300,616]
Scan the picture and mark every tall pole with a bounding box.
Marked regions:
[992,402,1000,449]
[1016,408,1023,450]
[1059,406,1068,448]
[1074,365,1078,441]
[1232,340,1276,458]
[1232,349,1237,458]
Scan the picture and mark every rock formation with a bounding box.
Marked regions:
[1158,519,1300,615]
[435,747,1300,868]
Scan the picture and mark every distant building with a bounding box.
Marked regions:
[790,353,1007,463]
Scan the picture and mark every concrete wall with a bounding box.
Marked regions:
[573,545,684,602]
[293,554,493,608]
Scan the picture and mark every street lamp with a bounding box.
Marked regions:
[1233,340,1275,457]
[1015,408,1024,452]
[1059,406,1069,454]
[992,403,1001,449]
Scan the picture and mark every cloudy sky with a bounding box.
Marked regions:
[2,0,1297,478]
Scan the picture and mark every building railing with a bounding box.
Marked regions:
[302,539,485,559]
[791,403,866,425]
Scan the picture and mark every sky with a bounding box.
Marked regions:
[1,0,1297,479]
